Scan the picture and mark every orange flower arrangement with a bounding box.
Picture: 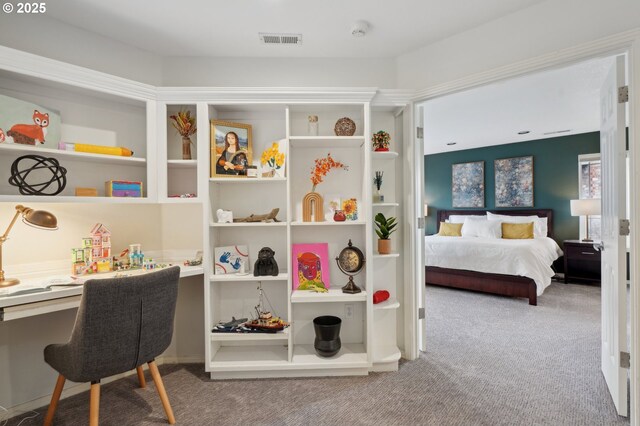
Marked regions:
[310,153,348,192]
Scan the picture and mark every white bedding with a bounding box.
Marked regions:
[425,236,563,295]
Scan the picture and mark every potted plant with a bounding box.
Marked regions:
[169,110,197,160]
[374,213,397,254]
[372,130,390,152]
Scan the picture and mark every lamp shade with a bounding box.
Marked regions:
[570,199,601,216]
[22,209,58,230]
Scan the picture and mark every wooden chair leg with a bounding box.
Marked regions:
[148,361,175,425]
[43,374,66,426]
[136,366,146,388]
[89,381,100,426]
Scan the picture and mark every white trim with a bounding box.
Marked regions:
[156,86,377,103]
[0,45,156,101]
[415,29,640,422]
[413,29,640,103]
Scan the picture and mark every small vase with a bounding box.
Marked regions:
[302,192,324,222]
[333,209,346,222]
[378,239,391,254]
[373,189,384,203]
[313,316,341,357]
[308,115,319,136]
[182,136,192,160]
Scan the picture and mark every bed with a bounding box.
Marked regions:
[425,209,562,305]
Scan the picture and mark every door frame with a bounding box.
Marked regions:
[412,29,640,421]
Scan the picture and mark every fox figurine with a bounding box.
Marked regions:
[7,110,49,145]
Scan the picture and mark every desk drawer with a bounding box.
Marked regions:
[566,245,600,261]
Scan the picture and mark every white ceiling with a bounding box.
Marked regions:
[44,0,545,58]
[423,57,616,155]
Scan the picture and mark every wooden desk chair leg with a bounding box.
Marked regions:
[43,374,66,426]
[136,366,147,388]
[148,360,175,425]
[89,381,100,426]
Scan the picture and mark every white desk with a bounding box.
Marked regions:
[0,265,204,321]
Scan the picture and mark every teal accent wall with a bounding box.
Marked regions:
[424,132,600,243]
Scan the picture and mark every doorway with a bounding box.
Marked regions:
[416,53,633,419]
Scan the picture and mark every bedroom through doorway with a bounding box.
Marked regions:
[418,54,632,419]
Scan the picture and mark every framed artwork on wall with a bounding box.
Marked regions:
[210,120,253,178]
[292,243,330,291]
[494,156,534,207]
[451,161,485,208]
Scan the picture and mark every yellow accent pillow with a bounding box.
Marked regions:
[438,222,463,236]
[501,222,534,239]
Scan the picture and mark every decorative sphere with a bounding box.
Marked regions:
[9,155,67,196]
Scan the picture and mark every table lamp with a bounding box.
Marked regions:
[1,204,58,287]
[570,199,601,242]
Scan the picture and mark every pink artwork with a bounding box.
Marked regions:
[292,243,330,291]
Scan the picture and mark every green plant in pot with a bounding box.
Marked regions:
[374,213,397,254]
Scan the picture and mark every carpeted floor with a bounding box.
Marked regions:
[9,282,629,425]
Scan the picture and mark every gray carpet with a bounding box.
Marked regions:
[9,282,629,425]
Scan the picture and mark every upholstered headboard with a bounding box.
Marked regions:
[435,209,554,239]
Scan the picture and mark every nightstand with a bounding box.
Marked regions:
[563,240,601,284]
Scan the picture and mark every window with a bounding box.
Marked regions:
[578,154,601,241]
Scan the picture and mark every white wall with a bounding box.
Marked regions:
[161,56,396,88]
[0,15,163,85]
[397,0,640,89]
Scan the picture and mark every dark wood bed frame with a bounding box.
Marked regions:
[425,209,554,306]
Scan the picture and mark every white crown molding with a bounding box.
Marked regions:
[413,28,640,102]
[0,45,156,101]
[156,86,378,103]
[371,89,414,107]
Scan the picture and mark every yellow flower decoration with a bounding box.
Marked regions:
[260,142,286,169]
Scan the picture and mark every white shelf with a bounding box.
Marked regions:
[209,345,289,369]
[290,221,366,226]
[163,197,201,204]
[210,328,289,342]
[292,344,368,368]
[210,273,289,282]
[372,151,399,159]
[372,202,399,207]
[0,195,150,204]
[0,144,146,166]
[289,137,364,148]
[210,222,286,228]
[291,288,367,303]
[373,253,400,259]
[209,177,287,183]
[167,159,197,169]
[374,298,400,310]
[373,345,401,363]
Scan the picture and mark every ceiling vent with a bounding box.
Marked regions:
[259,33,303,45]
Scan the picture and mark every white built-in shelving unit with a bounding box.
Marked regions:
[202,99,379,379]
[0,45,414,380]
[369,102,408,371]
[0,58,154,201]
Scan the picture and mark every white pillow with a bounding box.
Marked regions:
[461,218,502,238]
[448,214,486,224]
[486,212,548,238]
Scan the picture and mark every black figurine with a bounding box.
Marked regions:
[254,247,279,276]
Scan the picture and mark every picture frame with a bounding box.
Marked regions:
[494,156,534,207]
[210,120,253,178]
[214,245,249,274]
[451,161,484,208]
[292,243,330,291]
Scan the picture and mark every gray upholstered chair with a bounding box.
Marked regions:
[43,266,181,426]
